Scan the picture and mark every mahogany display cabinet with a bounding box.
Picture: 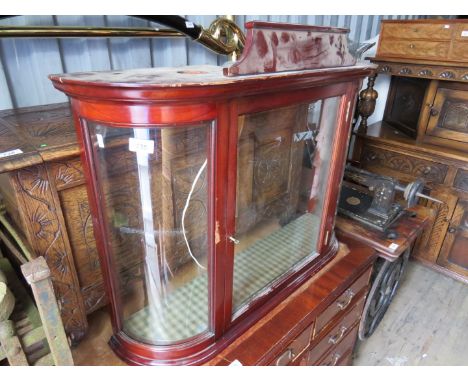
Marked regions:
[49,22,374,365]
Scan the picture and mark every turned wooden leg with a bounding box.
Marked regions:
[357,74,378,134]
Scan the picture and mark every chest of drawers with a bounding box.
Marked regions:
[376,20,468,65]
[206,237,376,366]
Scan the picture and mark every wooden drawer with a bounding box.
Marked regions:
[449,42,468,61]
[455,24,468,41]
[381,22,453,41]
[308,298,365,365]
[315,325,359,366]
[315,268,370,334]
[271,323,313,366]
[360,145,448,185]
[378,40,449,61]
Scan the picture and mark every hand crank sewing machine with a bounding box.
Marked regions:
[337,165,437,339]
[338,164,440,238]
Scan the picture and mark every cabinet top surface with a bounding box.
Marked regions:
[49,63,374,89]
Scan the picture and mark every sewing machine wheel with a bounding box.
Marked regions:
[403,179,424,208]
[358,248,411,340]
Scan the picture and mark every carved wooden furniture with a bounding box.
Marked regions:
[0,103,107,343]
[48,21,373,365]
[355,19,468,284]
[336,205,430,339]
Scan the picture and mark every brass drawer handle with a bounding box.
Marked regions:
[337,289,355,310]
[327,352,341,366]
[328,326,347,345]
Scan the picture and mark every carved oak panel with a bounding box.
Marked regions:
[438,200,468,276]
[11,164,88,342]
[373,62,468,83]
[360,146,448,185]
[423,84,468,148]
[383,76,430,137]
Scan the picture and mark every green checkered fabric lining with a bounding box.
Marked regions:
[124,213,319,344]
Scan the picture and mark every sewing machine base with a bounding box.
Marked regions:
[338,183,404,233]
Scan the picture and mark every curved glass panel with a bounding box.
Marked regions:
[87,121,213,345]
[233,97,341,315]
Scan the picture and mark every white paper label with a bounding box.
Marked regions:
[389,243,399,251]
[96,134,104,148]
[461,30,468,37]
[185,21,194,28]
[0,148,23,158]
[229,359,243,366]
[129,137,154,154]
[444,24,450,29]
[294,131,314,142]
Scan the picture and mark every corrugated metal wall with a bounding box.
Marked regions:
[0,15,434,111]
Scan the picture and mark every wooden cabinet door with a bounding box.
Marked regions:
[424,83,468,144]
[437,200,468,278]
[413,187,458,264]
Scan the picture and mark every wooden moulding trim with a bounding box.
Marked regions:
[370,58,468,74]
[73,100,218,126]
[317,82,360,255]
[244,21,350,34]
[50,67,375,103]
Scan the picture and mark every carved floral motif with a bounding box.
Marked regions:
[373,61,468,82]
[439,71,455,79]
[362,147,448,184]
[13,164,87,342]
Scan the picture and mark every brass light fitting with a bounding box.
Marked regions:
[0,16,246,59]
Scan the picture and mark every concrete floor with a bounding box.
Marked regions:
[353,261,468,366]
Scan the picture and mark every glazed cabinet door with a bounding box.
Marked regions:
[437,199,468,278]
[231,95,344,318]
[84,120,214,345]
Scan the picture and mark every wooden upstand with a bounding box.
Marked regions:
[336,205,430,339]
